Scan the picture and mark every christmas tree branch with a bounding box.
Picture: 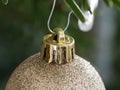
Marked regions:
[64,0,120,23]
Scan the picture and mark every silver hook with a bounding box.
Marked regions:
[47,0,72,33]
[64,11,73,32]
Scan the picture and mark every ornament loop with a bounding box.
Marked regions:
[47,0,72,33]
[54,28,65,43]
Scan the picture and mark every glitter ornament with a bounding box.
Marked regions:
[6,0,105,89]
[6,28,105,90]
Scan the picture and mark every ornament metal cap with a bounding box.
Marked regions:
[41,28,75,64]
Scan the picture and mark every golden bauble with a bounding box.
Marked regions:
[6,53,105,90]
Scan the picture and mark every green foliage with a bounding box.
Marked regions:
[65,0,120,23]
[81,0,92,13]
[1,0,120,23]
[1,0,120,8]
[104,0,120,8]
[65,0,86,22]
[1,0,8,5]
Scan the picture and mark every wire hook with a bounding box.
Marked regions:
[47,0,56,33]
[47,0,72,33]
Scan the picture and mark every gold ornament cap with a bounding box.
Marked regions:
[41,28,75,64]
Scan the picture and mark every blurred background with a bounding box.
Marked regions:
[0,0,120,90]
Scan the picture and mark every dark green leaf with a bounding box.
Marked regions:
[104,0,120,8]
[82,0,92,13]
[65,0,85,22]
[112,0,120,8]
[104,0,113,6]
